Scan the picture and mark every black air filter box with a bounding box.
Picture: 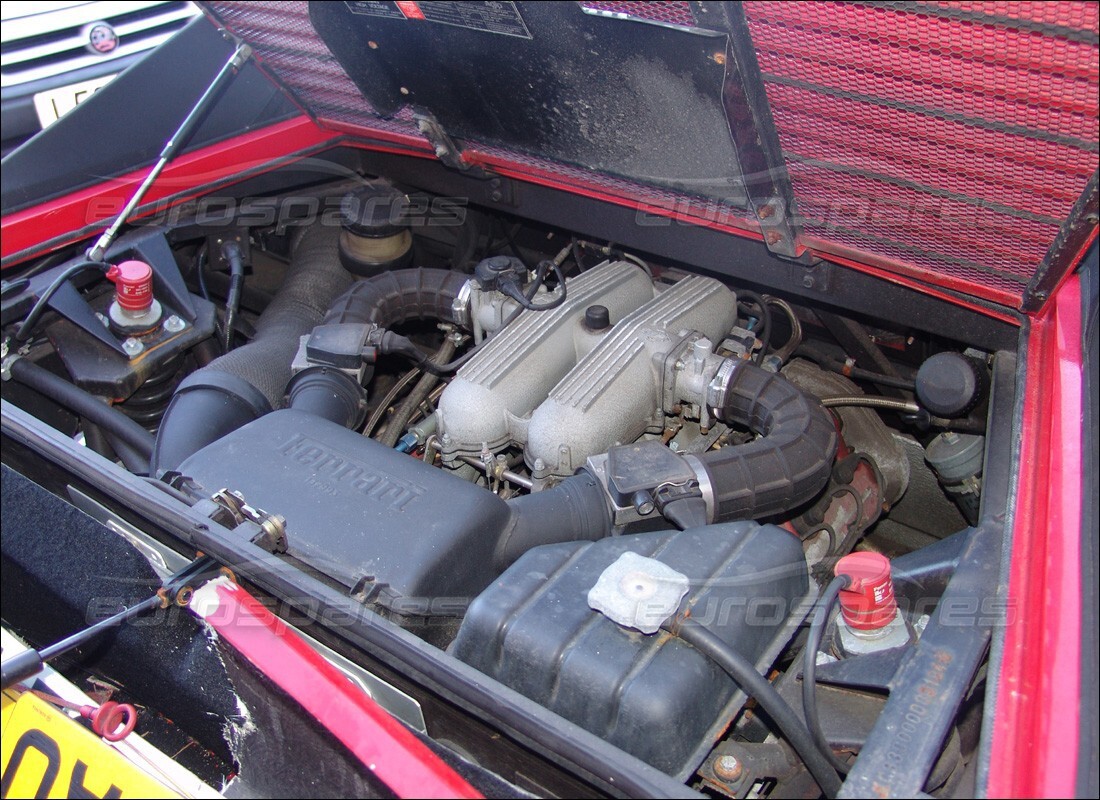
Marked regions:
[451,522,811,777]
[179,409,509,615]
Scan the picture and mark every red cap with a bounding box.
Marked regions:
[835,551,897,630]
[106,260,154,312]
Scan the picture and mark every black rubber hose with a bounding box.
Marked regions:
[495,473,611,569]
[286,367,367,429]
[102,429,151,475]
[803,575,854,776]
[378,262,552,376]
[378,335,456,447]
[669,619,844,798]
[323,267,468,328]
[82,419,148,474]
[797,346,916,391]
[8,358,155,461]
[152,224,354,473]
[699,360,838,521]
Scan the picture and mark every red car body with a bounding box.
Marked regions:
[1,2,1096,798]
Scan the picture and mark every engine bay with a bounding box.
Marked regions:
[0,162,1017,798]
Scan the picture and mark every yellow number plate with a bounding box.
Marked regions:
[1,691,178,799]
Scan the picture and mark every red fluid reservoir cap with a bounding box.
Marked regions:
[106,260,153,312]
[835,551,898,631]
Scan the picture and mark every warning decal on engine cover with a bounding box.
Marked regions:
[345,1,532,39]
[344,1,406,21]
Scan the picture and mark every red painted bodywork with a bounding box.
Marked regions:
[0,117,340,264]
[987,275,1084,798]
[194,578,481,800]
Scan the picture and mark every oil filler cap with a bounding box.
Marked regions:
[834,551,898,631]
[588,551,689,635]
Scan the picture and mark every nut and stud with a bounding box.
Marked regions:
[164,315,185,333]
[122,337,144,357]
[714,754,743,781]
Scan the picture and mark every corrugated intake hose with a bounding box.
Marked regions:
[493,362,837,567]
[322,267,468,328]
[496,473,612,570]
[152,224,355,473]
[697,361,838,521]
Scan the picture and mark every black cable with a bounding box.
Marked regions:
[222,242,246,353]
[502,258,567,312]
[8,358,155,460]
[738,290,772,366]
[803,575,854,776]
[195,243,212,301]
[14,260,110,342]
[390,257,562,376]
[798,346,917,391]
[378,334,457,447]
[668,619,844,797]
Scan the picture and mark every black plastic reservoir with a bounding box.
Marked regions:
[451,522,811,777]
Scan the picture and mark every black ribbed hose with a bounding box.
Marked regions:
[152,224,355,473]
[495,473,611,569]
[323,267,468,328]
[697,361,838,521]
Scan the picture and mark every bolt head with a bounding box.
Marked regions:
[714,754,743,781]
[802,274,815,288]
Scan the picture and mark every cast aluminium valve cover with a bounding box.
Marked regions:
[437,260,654,458]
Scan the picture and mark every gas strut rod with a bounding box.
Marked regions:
[87,41,252,263]
[0,555,220,691]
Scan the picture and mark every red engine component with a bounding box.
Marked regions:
[835,551,899,631]
[106,260,154,313]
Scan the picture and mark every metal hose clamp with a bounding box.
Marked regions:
[705,357,740,421]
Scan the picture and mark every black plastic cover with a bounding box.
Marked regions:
[178,409,510,614]
[451,521,811,777]
[340,183,410,238]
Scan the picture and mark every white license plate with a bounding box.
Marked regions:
[32,74,116,129]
